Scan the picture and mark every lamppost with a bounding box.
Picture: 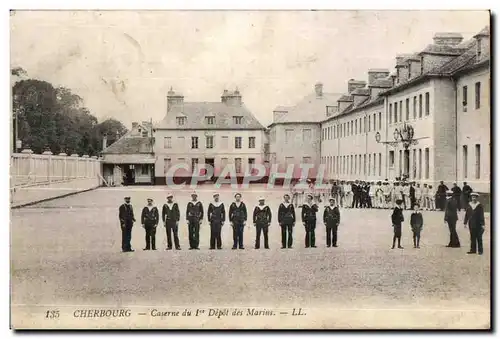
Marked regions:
[375,122,428,179]
[12,94,22,153]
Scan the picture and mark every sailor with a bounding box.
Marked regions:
[141,198,159,250]
[464,192,485,255]
[301,194,319,248]
[451,183,462,212]
[229,193,247,249]
[382,180,391,209]
[118,196,136,252]
[444,190,460,248]
[422,183,429,210]
[410,203,424,248]
[162,193,181,250]
[186,191,204,250]
[278,193,296,249]
[207,193,225,250]
[461,182,473,211]
[391,199,405,249]
[323,198,340,247]
[437,181,449,211]
[375,181,384,209]
[253,197,272,249]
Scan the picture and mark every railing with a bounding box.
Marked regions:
[10,150,102,188]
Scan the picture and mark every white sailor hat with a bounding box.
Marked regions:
[446,190,454,196]
[147,197,153,201]
[307,194,314,198]
[470,192,480,197]
[166,193,173,198]
[191,191,198,196]
[258,196,265,201]
[213,192,220,197]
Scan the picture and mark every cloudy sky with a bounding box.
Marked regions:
[10,10,489,127]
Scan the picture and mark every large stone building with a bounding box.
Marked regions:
[318,26,490,196]
[267,83,342,178]
[153,88,266,184]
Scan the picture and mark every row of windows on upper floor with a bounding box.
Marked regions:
[461,82,483,112]
[175,116,244,126]
[321,112,383,141]
[163,136,256,149]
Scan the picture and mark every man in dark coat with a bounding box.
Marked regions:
[162,193,181,250]
[351,181,360,208]
[323,198,341,247]
[302,194,319,248]
[118,196,136,252]
[186,191,204,250]
[462,182,473,211]
[444,190,461,248]
[437,181,449,211]
[451,183,462,211]
[391,199,405,249]
[229,193,247,249]
[207,193,225,250]
[141,198,159,250]
[278,194,295,249]
[253,197,272,249]
[410,204,424,248]
[409,182,416,210]
[464,192,485,255]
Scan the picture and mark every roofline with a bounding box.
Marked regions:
[102,151,155,155]
[268,121,321,128]
[451,58,490,78]
[321,97,384,123]
[153,127,266,131]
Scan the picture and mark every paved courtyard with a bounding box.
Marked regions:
[11,185,490,329]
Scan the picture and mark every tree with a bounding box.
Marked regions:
[91,118,128,152]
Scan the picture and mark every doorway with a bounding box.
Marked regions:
[403,150,410,179]
[124,165,136,185]
[205,158,215,181]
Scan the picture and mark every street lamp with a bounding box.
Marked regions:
[375,122,426,150]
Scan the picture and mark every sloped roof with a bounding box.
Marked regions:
[273,92,343,124]
[351,88,371,96]
[337,95,354,102]
[419,44,465,56]
[102,137,154,154]
[273,105,292,112]
[155,102,265,130]
[369,78,393,88]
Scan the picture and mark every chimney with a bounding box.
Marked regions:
[368,78,392,99]
[368,69,390,86]
[395,55,411,84]
[347,79,366,94]
[337,96,353,113]
[221,88,242,106]
[167,87,184,112]
[314,82,323,97]
[352,88,370,106]
[390,74,397,87]
[102,134,107,150]
[408,56,422,79]
[433,32,463,46]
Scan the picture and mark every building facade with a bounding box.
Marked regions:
[153,88,266,184]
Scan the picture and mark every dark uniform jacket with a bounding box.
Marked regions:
[119,203,135,226]
[253,205,272,226]
[462,185,473,198]
[451,186,462,199]
[208,202,226,224]
[323,205,340,227]
[410,212,423,232]
[444,199,458,222]
[229,202,247,224]
[301,203,319,223]
[464,203,485,229]
[278,203,296,225]
[162,202,180,224]
[141,206,159,225]
[409,186,416,199]
[186,201,204,223]
[437,184,449,196]
[391,206,404,226]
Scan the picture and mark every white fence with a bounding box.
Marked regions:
[10,151,102,188]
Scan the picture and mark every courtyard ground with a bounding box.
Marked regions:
[10,185,490,329]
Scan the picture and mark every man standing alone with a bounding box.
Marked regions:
[118,196,135,252]
[464,192,485,255]
[444,190,461,248]
[141,198,159,250]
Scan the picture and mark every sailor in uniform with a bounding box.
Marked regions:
[323,198,341,247]
[162,193,181,250]
[118,196,136,252]
[301,194,319,248]
[278,194,296,249]
[207,193,225,250]
[229,193,247,249]
[186,191,204,250]
[253,197,272,249]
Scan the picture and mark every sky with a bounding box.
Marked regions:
[10,10,489,127]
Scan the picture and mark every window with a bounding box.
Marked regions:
[355,120,358,134]
[164,137,172,149]
[373,114,376,131]
[462,86,468,112]
[418,149,422,179]
[477,39,482,58]
[177,158,185,165]
[418,94,423,118]
[389,151,395,167]
[350,155,353,175]
[389,104,392,124]
[191,136,199,149]
[303,156,312,164]
[191,158,198,172]
[354,155,357,174]
[368,154,371,175]
[176,117,187,125]
[164,158,171,174]
[206,135,214,149]
[285,129,294,142]
[425,92,430,115]
[234,137,242,149]
[363,117,366,133]
[424,148,429,179]
[206,116,215,125]
[394,102,398,123]
[463,145,468,179]
[142,131,148,137]
[302,129,312,141]
[378,112,382,130]
[177,136,185,148]
[141,164,148,175]
[413,96,417,119]
[412,149,417,178]
[248,136,256,149]
[248,158,255,169]
[475,144,481,179]
[378,153,382,176]
[399,150,402,176]
[233,116,243,125]
[221,157,228,168]
[405,98,410,120]
[351,121,354,135]
[235,158,242,173]
[475,82,481,109]
[368,115,371,132]
[221,136,229,149]
[363,154,367,175]
[343,123,346,137]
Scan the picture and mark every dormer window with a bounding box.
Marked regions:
[176,117,187,126]
[206,116,215,125]
[142,131,148,137]
[477,39,482,58]
[408,63,412,79]
[233,116,243,125]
